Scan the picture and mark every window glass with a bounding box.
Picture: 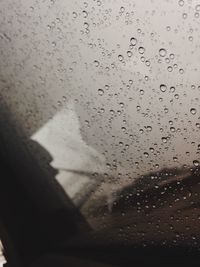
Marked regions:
[1,0,200,247]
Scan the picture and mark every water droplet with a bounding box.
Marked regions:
[130,37,137,46]
[182,13,187,19]
[94,60,100,67]
[72,12,78,18]
[118,54,124,61]
[170,86,175,93]
[120,6,125,12]
[179,68,184,74]
[178,0,184,7]
[188,36,193,42]
[165,57,170,63]
[162,137,167,143]
[52,41,56,47]
[174,94,179,99]
[84,23,89,31]
[160,84,167,92]
[119,141,124,146]
[138,46,145,54]
[166,26,171,31]
[85,120,90,126]
[159,48,167,57]
[164,107,169,113]
[190,108,197,115]
[127,50,133,57]
[149,147,154,152]
[193,160,199,166]
[62,96,67,102]
[82,10,88,18]
[196,123,200,128]
[167,66,173,72]
[140,56,145,62]
[147,126,152,132]
[145,60,150,66]
[195,4,200,11]
[98,89,104,96]
[139,129,144,134]
[84,2,88,8]
[140,89,144,95]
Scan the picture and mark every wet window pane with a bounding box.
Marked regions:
[1,0,200,249]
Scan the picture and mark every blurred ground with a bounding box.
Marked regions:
[79,167,200,248]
